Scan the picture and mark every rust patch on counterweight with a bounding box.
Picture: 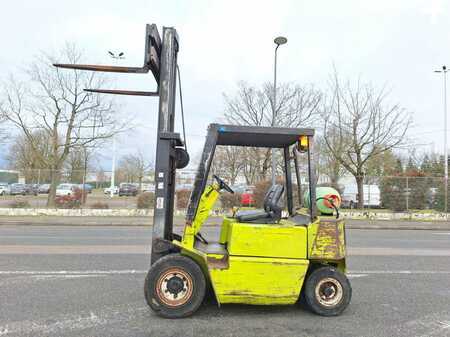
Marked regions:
[310,219,345,260]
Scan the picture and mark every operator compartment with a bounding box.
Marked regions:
[225,219,308,259]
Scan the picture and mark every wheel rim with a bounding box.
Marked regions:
[156,268,193,307]
[314,277,343,307]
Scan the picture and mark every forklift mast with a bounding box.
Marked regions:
[54,24,186,265]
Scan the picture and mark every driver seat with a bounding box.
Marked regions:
[235,184,284,224]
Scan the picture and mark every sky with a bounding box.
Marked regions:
[1,0,449,170]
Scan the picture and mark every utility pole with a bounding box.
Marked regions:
[271,36,287,185]
[434,65,448,212]
[108,51,125,197]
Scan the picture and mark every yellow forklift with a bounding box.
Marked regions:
[55,23,351,319]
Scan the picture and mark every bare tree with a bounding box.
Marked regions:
[316,133,346,191]
[117,151,153,190]
[323,72,411,208]
[0,44,128,206]
[223,81,321,183]
[66,146,89,183]
[211,146,244,185]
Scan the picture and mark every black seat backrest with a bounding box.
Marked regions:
[263,184,284,220]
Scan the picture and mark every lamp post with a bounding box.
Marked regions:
[108,51,125,197]
[271,36,287,185]
[435,65,448,212]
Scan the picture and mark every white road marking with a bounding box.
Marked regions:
[347,274,368,278]
[0,270,146,275]
[0,269,449,277]
[350,270,450,274]
[432,232,450,235]
[31,274,106,281]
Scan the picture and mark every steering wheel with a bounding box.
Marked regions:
[213,175,234,194]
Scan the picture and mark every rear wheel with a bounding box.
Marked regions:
[144,254,206,318]
[304,266,351,316]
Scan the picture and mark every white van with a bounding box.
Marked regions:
[341,184,381,208]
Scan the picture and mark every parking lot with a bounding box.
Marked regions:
[0,191,139,209]
[0,226,449,337]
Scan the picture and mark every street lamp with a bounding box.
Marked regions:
[108,51,125,197]
[271,36,287,185]
[434,65,448,212]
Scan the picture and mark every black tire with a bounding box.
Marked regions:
[304,266,351,316]
[144,254,206,318]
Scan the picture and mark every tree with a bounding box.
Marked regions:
[404,155,428,210]
[323,72,411,208]
[6,131,52,183]
[95,167,108,189]
[211,146,244,185]
[0,44,127,206]
[223,81,321,183]
[117,152,152,190]
[380,158,406,211]
[65,146,91,184]
[316,133,346,191]
[364,148,398,179]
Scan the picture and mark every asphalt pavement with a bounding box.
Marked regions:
[0,226,449,337]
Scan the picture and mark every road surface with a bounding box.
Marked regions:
[0,226,449,337]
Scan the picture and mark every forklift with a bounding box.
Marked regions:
[55,23,351,319]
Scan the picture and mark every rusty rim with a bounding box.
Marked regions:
[314,277,343,307]
[155,268,193,307]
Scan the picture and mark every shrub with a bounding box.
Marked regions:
[90,202,109,209]
[55,188,84,209]
[137,192,155,209]
[176,189,191,209]
[55,195,81,209]
[253,180,272,207]
[8,200,31,208]
[220,193,242,210]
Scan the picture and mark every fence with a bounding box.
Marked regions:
[0,169,447,213]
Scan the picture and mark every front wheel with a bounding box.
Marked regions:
[304,266,352,316]
[144,254,206,318]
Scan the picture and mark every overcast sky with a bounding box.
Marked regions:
[1,0,449,169]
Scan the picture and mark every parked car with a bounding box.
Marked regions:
[119,183,138,196]
[0,183,10,196]
[10,183,27,196]
[241,188,255,207]
[341,184,381,208]
[38,184,51,194]
[104,186,119,195]
[78,183,93,193]
[56,184,79,196]
[25,184,39,196]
